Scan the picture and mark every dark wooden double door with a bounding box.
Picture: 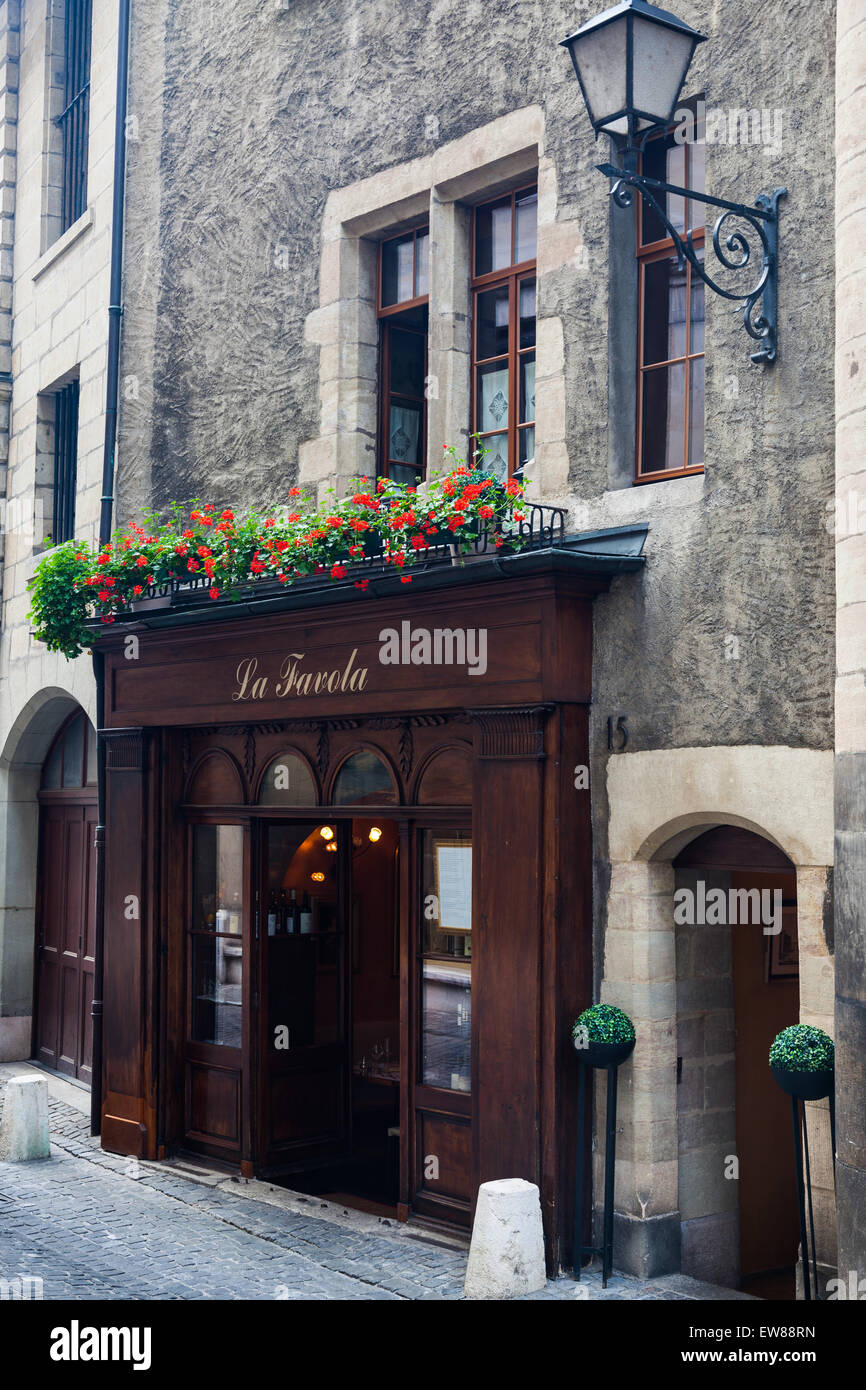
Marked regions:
[34,798,97,1082]
[183,811,473,1227]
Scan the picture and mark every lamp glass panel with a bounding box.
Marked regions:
[631,16,694,124]
[568,17,628,130]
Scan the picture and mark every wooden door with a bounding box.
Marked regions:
[34,799,97,1082]
[731,870,800,1279]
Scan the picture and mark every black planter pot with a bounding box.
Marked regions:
[770,1064,834,1101]
[573,1035,636,1069]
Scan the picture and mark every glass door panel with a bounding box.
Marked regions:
[260,820,349,1168]
[420,830,472,1092]
[189,824,244,1048]
[413,827,473,1225]
[184,822,248,1162]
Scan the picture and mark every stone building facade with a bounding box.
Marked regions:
[0,0,119,1066]
[0,0,861,1295]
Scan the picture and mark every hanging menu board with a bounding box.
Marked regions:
[435,840,473,933]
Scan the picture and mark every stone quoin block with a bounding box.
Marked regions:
[463,1179,546,1300]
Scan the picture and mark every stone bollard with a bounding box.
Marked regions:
[463,1178,546,1300]
[0,1076,50,1161]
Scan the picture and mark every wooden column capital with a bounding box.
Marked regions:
[102,726,145,771]
[467,704,555,760]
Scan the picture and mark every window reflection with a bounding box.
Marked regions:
[421,830,471,1092]
[189,824,244,1048]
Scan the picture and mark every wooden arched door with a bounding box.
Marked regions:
[33,710,97,1082]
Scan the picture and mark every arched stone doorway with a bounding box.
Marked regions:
[600,746,836,1295]
[0,690,95,1074]
[672,826,800,1296]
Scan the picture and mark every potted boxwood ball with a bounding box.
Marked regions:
[572,1004,636,1068]
[769,1024,834,1101]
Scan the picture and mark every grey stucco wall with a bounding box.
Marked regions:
[116,0,836,807]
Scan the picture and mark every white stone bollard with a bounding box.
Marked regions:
[463,1178,546,1300]
[0,1076,50,1161]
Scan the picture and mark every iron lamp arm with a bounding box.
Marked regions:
[598,162,787,366]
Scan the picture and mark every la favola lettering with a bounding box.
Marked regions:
[231,649,369,702]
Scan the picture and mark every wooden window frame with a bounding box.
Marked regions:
[470,183,537,480]
[634,128,705,485]
[377,226,429,480]
[40,709,96,794]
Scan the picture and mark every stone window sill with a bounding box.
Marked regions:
[32,208,94,282]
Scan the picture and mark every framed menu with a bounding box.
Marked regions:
[434,839,473,933]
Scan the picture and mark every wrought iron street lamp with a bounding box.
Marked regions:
[561,0,787,364]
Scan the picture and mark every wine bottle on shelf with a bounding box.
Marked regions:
[299,891,313,935]
[215,882,229,933]
[277,888,289,935]
[289,888,300,935]
[267,891,278,937]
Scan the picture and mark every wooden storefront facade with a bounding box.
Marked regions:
[94,550,640,1270]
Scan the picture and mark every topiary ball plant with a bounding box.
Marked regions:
[769,1024,834,1101]
[572,1004,636,1068]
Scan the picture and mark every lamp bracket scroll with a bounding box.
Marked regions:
[598,163,787,365]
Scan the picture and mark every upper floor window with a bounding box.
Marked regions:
[378,226,429,483]
[471,185,537,481]
[58,0,92,233]
[52,378,80,544]
[635,123,705,482]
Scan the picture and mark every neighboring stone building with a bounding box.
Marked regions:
[0,0,121,1079]
[0,0,861,1298]
[834,0,866,1302]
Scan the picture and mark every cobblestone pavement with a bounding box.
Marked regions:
[0,1067,753,1302]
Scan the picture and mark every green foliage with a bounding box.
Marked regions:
[769,1024,834,1074]
[572,1003,636,1045]
[26,442,528,660]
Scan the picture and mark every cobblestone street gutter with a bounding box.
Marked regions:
[0,1064,754,1302]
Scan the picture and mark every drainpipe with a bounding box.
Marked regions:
[91,0,131,1137]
